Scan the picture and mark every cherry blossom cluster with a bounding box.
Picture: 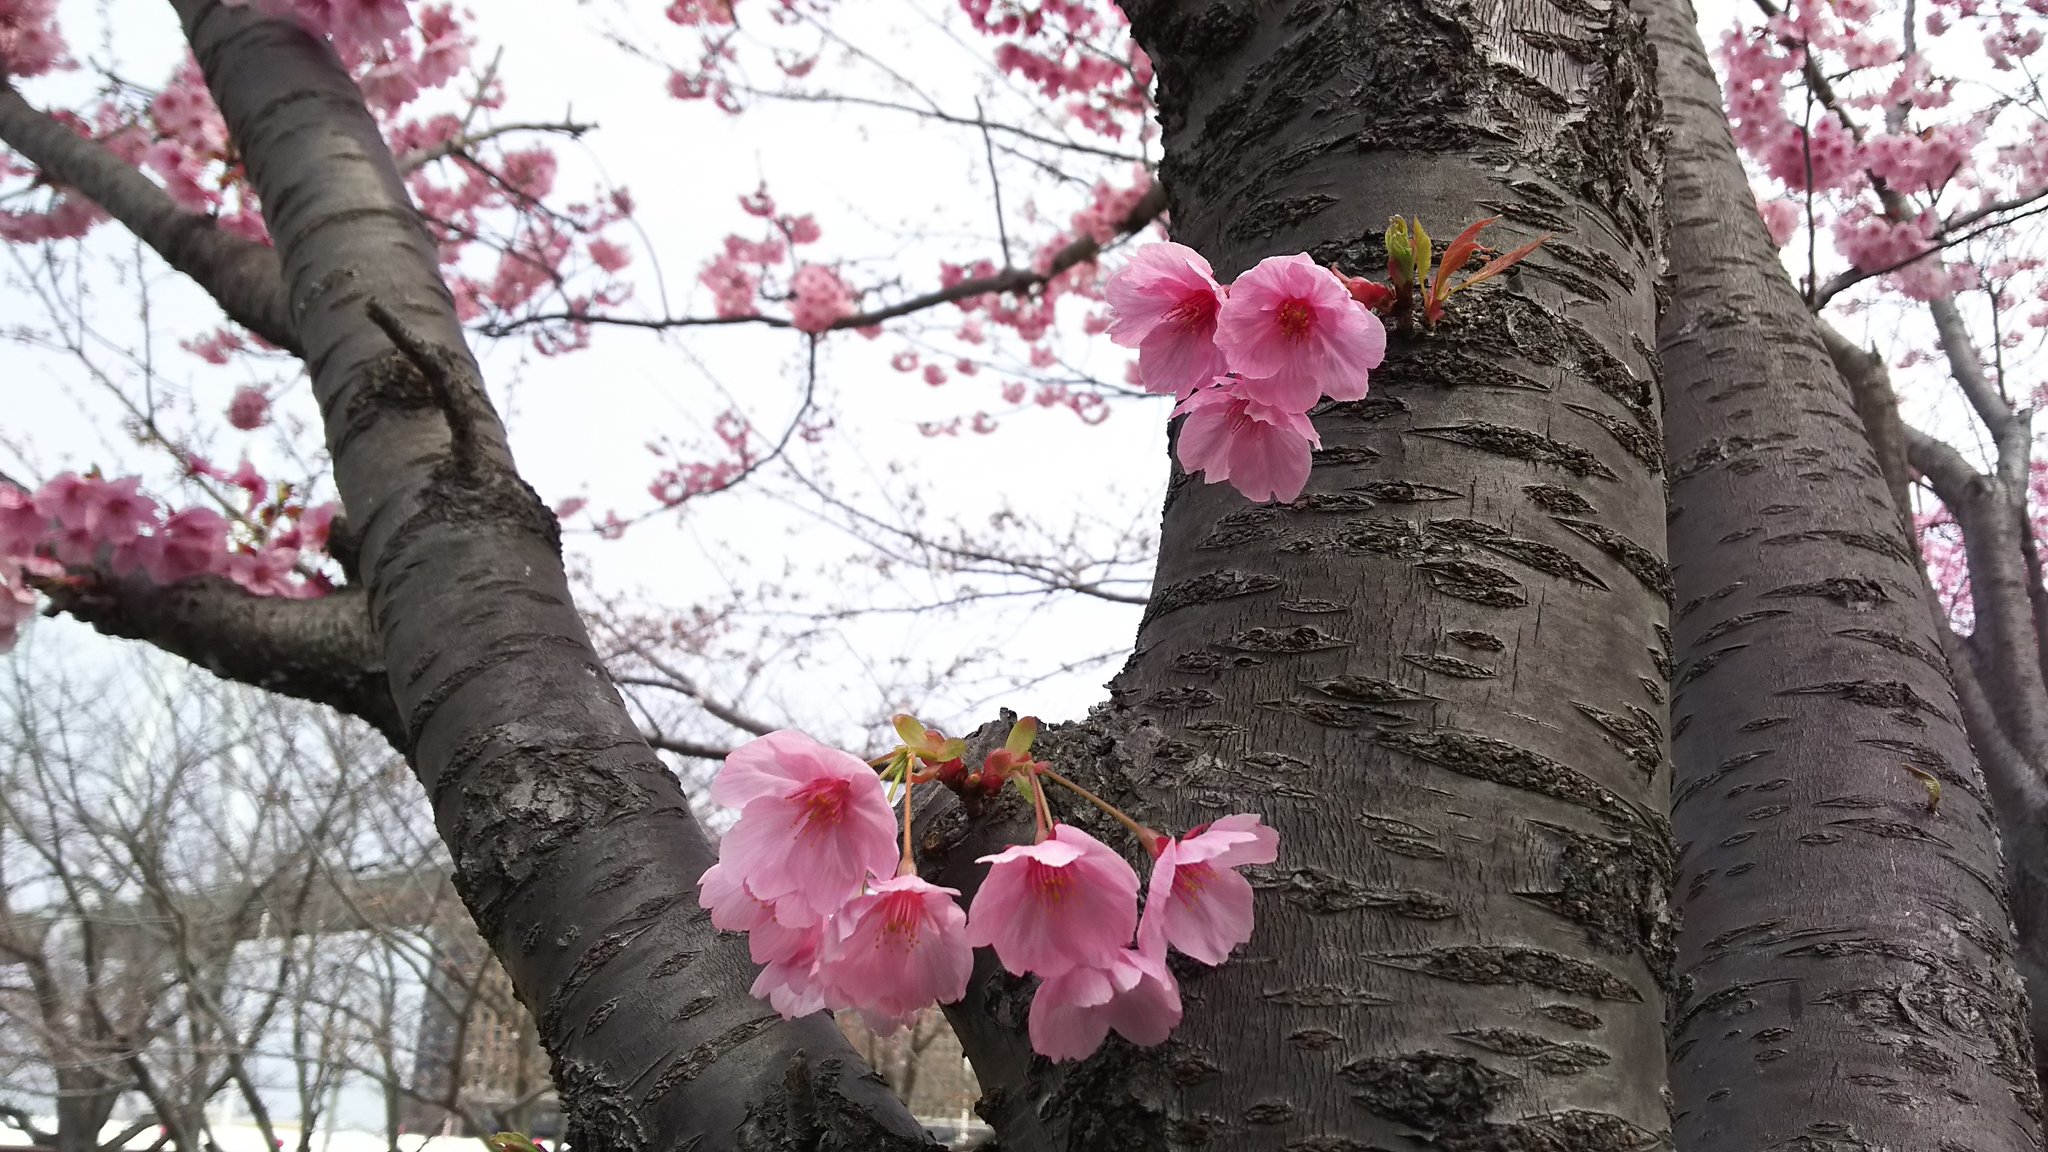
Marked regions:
[957,0,1153,140]
[1719,0,2046,308]
[1101,219,1553,503]
[2,0,634,357]
[654,2,1161,433]
[1103,243,1388,503]
[697,184,849,332]
[0,0,63,80]
[646,411,757,508]
[697,717,1277,1061]
[0,469,339,650]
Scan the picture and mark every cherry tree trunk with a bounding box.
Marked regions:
[989,1,1676,1146]
[1645,0,2043,1148]
[166,4,932,1149]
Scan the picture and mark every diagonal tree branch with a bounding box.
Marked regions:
[0,81,299,354]
[476,183,1167,338]
[164,2,934,1147]
[1905,426,2048,768]
[397,119,596,174]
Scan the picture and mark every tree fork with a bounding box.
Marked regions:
[978,1,1680,1146]
[164,2,933,1147]
[1645,0,2042,1146]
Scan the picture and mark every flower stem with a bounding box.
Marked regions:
[1028,771,1052,841]
[1038,767,1154,845]
[898,772,917,876]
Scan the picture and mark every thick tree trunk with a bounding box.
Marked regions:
[981,2,1675,1147]
[166,4,933,1148]
[1645,1,2043,1148]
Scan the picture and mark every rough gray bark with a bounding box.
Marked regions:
[164,3,934,1149]
[1646,1,2043,1148]
[0,81,298,353]
[940,2,1676,1147]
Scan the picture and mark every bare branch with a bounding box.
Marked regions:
[642,732,734,760]
[1926,295,2031,488]
[397,119,597,174]
[0,81,298,354]
[476,182,1168,338]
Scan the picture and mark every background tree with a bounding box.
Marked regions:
[1698,0,2048,1080]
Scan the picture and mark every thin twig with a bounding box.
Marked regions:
[977,98,1013,269]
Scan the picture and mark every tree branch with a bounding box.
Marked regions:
[39,575,403,747]
[475,183,1168,338]
[0,81,299,354]
[166,1,933,1146]
[641,731,734,760]
[1906,427,2048,766]
[0,1101,56,1146]
[1926,294,2031,488]
[397,119,597,174]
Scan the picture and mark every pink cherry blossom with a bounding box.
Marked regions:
[1214,253,1386,410]
[1757,198,1802,248]
[227,386,271,430]
[697,860,776,933]
[1143,814,1278,965]
[34,474,156,544]
[152,507,231,584]
[32,473,95,530]
[1104,242,1229,399]
[0,0,65,78]
[967,824,1138,978]
[713,729,867,809]
[820,875,973,1022]
[587,238,632,274]
[749,922,829,1019]
[1027,941,1182,1062]
[1172,381,1322,504]
[789,264,855,333]
[709,731,899,919]
[0,486,43,555]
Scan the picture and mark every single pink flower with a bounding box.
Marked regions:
[789,264,855,334]
[225,459,267,501]
[1172,381,1322,504]
[967,824,1137,978]
[697,860,775,933]
[820,875,973,1020]
[1143,814,1279,965]
[1027,941,1182,1062]
[84,477,158,542]
[1215,252,1386,409]
[750,924,829,1019]
[709,731,899,919]
[712,729,866,808]
[33,473,95,530]
[227,385,271,430]
[299,502,341,553]
[750,913,825,966]
[1104,242,1229,399]
[144,507,229,584]
[0,486,46,556]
